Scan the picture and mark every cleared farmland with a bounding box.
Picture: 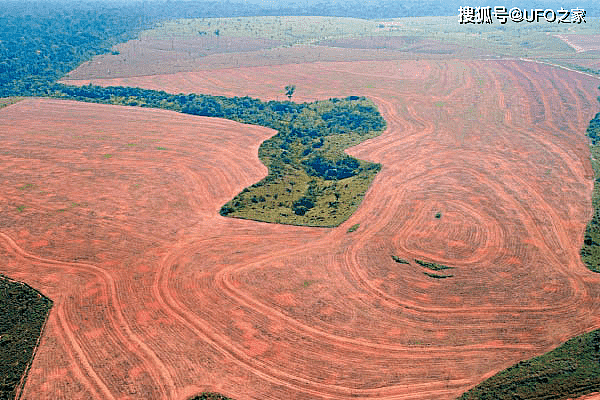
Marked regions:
[3,53,600,399]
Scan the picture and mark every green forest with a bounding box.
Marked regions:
[0,276,52,400]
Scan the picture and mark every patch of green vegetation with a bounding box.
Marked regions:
[458,329,600,400]
[15,205,25,213]
[50,84,386,227]
[0,97,25,110]
[103,154,112,159]
[156,146,167,150]
[391,255,410,264]
[17,183,35,191]
[414,259,453,271]
[147,16,376,46]
[423,272,452,279]
[189,393,234,400]
[581,109,600,272]
[434,101,445,108]
[0,275,52,400]
[347,223,360,233]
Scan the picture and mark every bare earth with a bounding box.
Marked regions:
[64,37,476,80]
[3,54,600,399]
[555,34,600,53]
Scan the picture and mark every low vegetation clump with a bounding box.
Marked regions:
[347,223,360,233]
[48,83,386,227]
[189,393,234,400]
[391,255,410,264]
[391,256,453,277]
[581,110,600,272]
[423,272,453,279]
[0,275,52,400]
[458,328,600,399]
[0,97,24,110]
[414,259,452,271]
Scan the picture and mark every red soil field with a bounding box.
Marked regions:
[4,58,600,399]
[573,393,600,400]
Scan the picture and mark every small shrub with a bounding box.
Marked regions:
[391,255,409,264]
[347,223,360,233]
[414,259,452,271]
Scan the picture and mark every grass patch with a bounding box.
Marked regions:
[414,259,453,271]
[0,97,25,110]
[146,16,376,46]
[17,183,35,191]
[0,275,52,400]
[189,393,234,400]
[103,154,112,159]
[458,329,600,400]
[391,255,410,264]
[156,146,167,150]
[347,223,360,233]
[423,272,452,279]
[15,205,25,213]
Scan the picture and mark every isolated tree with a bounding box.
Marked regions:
[285,84,296,100]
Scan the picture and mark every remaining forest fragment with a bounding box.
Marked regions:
[0,276,52,400]
[581,110,600,272]
[458,329,600,400]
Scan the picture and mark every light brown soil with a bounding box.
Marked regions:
[3,57,600,399]
[64,39,478,81]
[555,35,600,53]
[66,36,283,80]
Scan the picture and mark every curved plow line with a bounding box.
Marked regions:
[343,164,589,316]
[153,239,481,398]
[0,231,176,399]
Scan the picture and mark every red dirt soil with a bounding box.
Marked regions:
[3,58,600,399]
